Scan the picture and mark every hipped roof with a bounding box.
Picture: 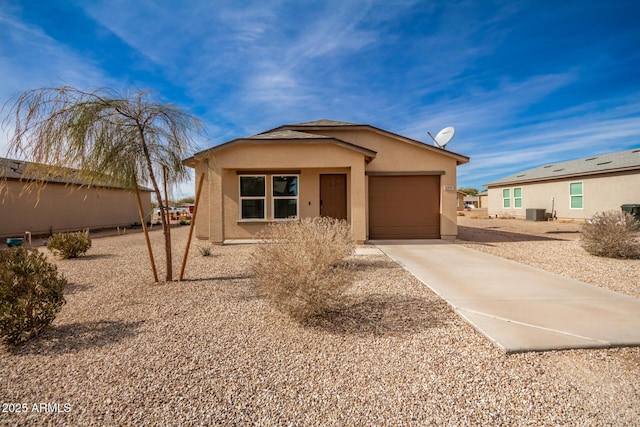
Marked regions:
[184,119,469,166]
[486,147,640,187]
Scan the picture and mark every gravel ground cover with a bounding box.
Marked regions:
[457,216,640,298]
[1,224,639,425]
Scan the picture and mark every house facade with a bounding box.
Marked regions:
[183,120,469,243]
[485,148,640,220]
[1,158,153,238]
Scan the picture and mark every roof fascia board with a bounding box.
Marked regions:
[365,170,445,176]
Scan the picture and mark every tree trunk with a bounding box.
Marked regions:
[163,166,173,281]
[135,183,158,283]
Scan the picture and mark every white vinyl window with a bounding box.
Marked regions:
[570,182,583,209]
[239,175,266,219]
[502,188,511,208]
[272,175,298,219]
[514,187,522,208]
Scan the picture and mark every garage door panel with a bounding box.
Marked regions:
[369,176,440,239]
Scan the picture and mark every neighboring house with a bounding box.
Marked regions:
[485,148,640,220]
[0,158,153,238]
[463,195,479,208]
[477,190,488,208]
[456,191,466,211]
[183,119,469,243]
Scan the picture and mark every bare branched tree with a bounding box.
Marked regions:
[2,86,203,282]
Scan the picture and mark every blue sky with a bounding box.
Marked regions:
[1,0,639,198]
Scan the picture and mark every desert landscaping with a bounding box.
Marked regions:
[1,218,639,425]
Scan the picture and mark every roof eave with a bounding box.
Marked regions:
[182,136,377,168]
[274,123,470,165]
[485,166,640,187]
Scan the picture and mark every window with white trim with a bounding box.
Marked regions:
[272,175,298,219]
[240,175,266,219]
[514,187,522,208]
[570,182,583,209]
[502,188,511,208]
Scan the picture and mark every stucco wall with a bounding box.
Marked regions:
[309,128,460,239]
[0,180,152,238]
[198,143,367,243]
[487,170,640,220]
[191,127,464,243]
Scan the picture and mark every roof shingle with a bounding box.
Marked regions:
[486,147,640,186]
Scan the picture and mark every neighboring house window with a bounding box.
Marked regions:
[570,182,583,209]
[240,175,266,219]
[514,187,522,208]
[502,188,511,208]
[272,175,298,219]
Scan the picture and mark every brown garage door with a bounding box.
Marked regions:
[369,175,440,239]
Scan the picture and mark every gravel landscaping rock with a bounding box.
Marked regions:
[1,224,639,425]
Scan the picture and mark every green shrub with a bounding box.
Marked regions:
[0,247,67,344]
[252,217,355,321]
[581,210,640,258]
[47,231,91,259]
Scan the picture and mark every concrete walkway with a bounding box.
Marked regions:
[373,240,640,353]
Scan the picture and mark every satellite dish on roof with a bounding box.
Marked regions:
[428,126,455,149]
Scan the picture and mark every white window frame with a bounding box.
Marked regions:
[272,174,299,220]
[514,187,522,209]
[502,188,511,208]
[239,175,266,220]
[570,181,583,210]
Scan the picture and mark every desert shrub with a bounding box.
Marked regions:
[0,247,67,344]
[47,231,91,259]
[197,244,213,257]
[252,217,356,321]
[581,210,640,258]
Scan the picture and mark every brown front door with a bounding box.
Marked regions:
[320,174,347,220]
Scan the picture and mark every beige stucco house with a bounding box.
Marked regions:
[183,120,469,243]
[485,148,640,220]
[1,158,153,238]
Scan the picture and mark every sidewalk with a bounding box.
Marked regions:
[373,240,640,353]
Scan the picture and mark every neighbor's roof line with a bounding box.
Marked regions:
[485,147,640,187]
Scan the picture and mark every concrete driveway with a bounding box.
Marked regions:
[373,240,640,353]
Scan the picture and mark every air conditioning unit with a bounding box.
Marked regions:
[526,209,546,221]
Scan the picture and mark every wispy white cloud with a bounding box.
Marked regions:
[0,8,118,155]
[2,0,639,198]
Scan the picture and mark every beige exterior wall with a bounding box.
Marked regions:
[191,127,464,243]
[487,170,640,220]
[479,194,488,208]
[0,180,152,238]
[195,143,367,243]
[313,128,460,239]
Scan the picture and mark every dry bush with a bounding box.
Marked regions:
[0,247,67,344]
[252,217,355,321]
[581,210,640,259]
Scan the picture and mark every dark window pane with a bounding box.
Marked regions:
[274,199,297,219]
[273,176,298,196]
[241,199,264,219]
[240,176,265,197]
